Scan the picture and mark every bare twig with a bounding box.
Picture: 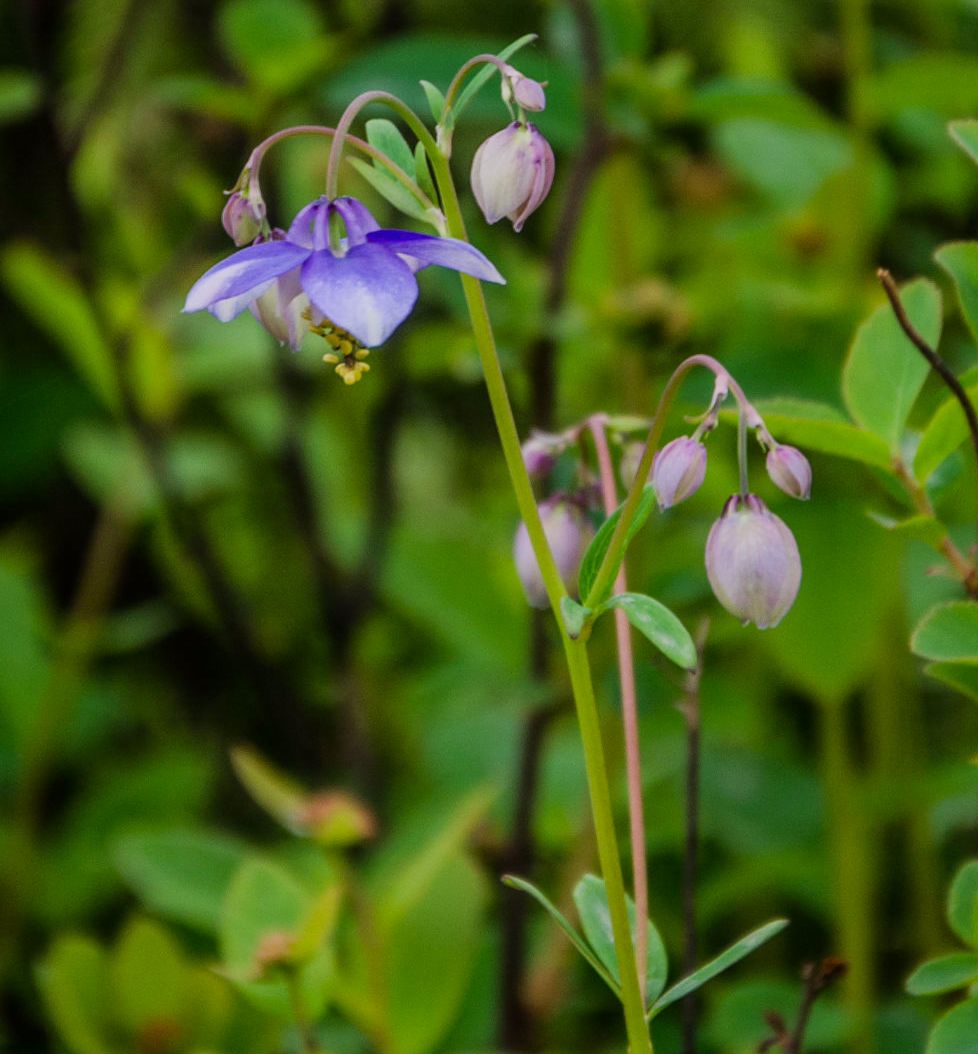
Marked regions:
[877,268,978,553]
[758,958,848,1053]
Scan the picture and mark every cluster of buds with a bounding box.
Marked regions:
[515,372,812,630]
[513,425,596,608]
[471,64,555,232]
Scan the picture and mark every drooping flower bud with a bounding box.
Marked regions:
[766,445,812,500]
[221,191,263,246]
[522,430,564,478]
[471,122,555,232]
[652,436,707,509]
[705,494,801,629]
[513,497,594,609]
[501,63,547,112]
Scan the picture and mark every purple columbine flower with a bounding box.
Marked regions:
[184,196,505,383]
[766,445,812,500]
[705,494,801,629]
[471,122,555,232]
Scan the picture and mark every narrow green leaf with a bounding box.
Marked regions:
[414,141,437,203]
[950,119,978,167]
[578,485,657,605]
[365,118,416,180]
[911,602,978,665]
[649,919,790,1019]
[450,33,538,123]
[949,862,978,948]
[573,874,669,1004]
[420,80,445,123]
[749,398,892,469]
[914,381,978,483]
[502,875,621,996]
[935,242,978,345]
[560,596,590,639]
[600,593,697,670]
[231,745,307,833]
[842,278,942,449]
[347,158,430,224]
[927,997,978,1054]
[1,242,119,411]
[907,953,978,995]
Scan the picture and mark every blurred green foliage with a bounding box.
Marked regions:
[1,0,978,1052]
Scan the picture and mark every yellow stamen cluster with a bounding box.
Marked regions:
[304,312,372,385]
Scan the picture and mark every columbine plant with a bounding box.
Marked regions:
[182,38,811,1052]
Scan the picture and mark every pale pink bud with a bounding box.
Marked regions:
[221,191,263,246]
[513,497,594,609]
[766,445,812,500]
[501,64,547,112]
[652,437,707,509]
[705,494,801,629]
[521,431,564,478]
[471,122,555,232]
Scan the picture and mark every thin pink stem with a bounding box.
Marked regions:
[588,414,648,1001]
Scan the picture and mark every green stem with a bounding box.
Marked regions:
[427,147,652,1054]
[819,701,874,1053]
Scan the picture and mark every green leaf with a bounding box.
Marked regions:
[110,917,187,1034]
[573,874,669,1004]
[231,745,307,833]
[649,919,790,1018]
[578,485,657,605]
[114,828,248,933]
[865,512,947,548]
[420,79,445,122]
[220,858,310,974]
[384,854,488,1054]
[348,157,431,225]
[950,119,978,167]
[914,382,978,483]
[749,398,892,469]
[502,875,621,996]
[450,33,538,125]
[949,862,978,948]
[1,242,118,411]
[907,953,978,995]
[560,596,591,639]
[935,242,978,345]
[843,278,942,449]
[366,118,416,180]
[36,936,112,1054]
[927,998,978,1054]
[911,602,978,665]
[600,593,697,670]
[925,662,978,704]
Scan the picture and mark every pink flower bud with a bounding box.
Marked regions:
[513,497,594,609]
[766,445,812,500]
[221,191,263,246]
[471,122,555,233]
[522,431,562,478]
[501,64,547,112]
[705,494,801,629]
[652,437,707,509]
